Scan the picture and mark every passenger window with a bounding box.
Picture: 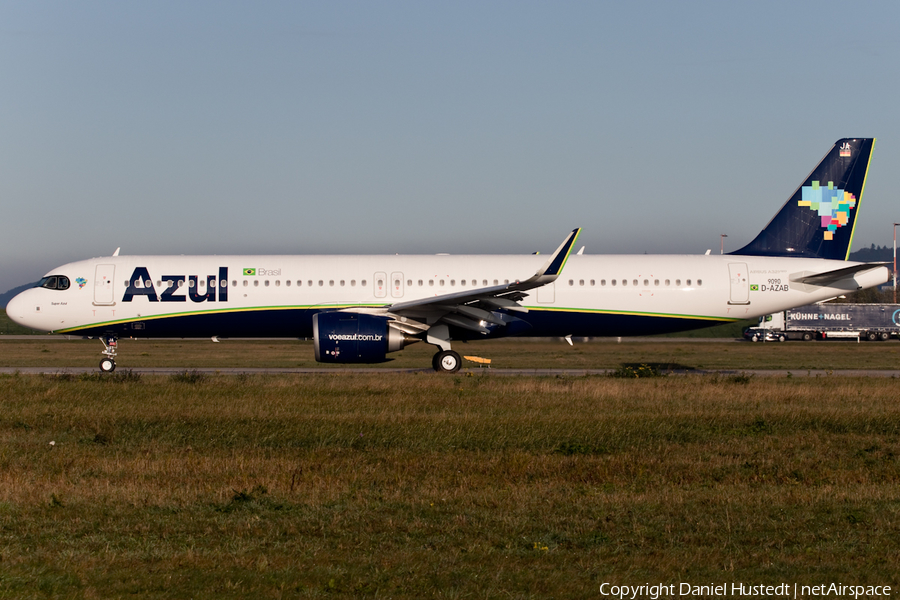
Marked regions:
[643,279,649,286]
[285,280,291,287]
[611,280,617,286]
[329,280,334,287]
[341,280,345,286]
[601,279,606,286]
[665,279,670,286]
[686,279,692,286]
[590,279,595,286]
[633,279,638,286]
[697,279,703,286]
[275,280,280,287]
[407,280,412,286]
[253,280,259,287]
[265,280,270,287]
[654,279,659,286]
[622,279,627,286]
[493,279,498,285]
[242,280,248,287]
[440,280,445,286]
[676,279,681,286]
[450,280,455,286]
[231,280,237,287]
[361,280,367,286]
[429,280,434,286]
[200,280,205,288]
[579,280,584,286]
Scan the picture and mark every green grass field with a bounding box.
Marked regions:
[1,366,899,598]
[1,336,900,371]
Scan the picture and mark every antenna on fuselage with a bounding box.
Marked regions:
[112,248,120,257]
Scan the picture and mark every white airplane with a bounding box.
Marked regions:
[6,138,888,373]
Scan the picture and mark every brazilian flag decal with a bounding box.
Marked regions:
[750,284,759,291]
[243,268,256,276]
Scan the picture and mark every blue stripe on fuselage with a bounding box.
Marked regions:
[63,307,732,339]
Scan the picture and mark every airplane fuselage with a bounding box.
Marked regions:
[8,253,888,339]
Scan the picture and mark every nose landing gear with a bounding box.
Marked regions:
[99,335,118,372]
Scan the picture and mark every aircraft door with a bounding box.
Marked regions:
[536,283,555,304]
[94,264,116,306]
[374,272,387,299]
[391,272,404,298]
[728,262,750,305]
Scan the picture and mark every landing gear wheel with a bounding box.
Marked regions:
[433,350,461,373]
[99,358,116,373]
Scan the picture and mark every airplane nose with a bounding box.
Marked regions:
[5,292,25,323]
[5,289,38,330]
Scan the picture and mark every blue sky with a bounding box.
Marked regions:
[2,1,900,293]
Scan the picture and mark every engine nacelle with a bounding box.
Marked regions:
[313,312,410,363]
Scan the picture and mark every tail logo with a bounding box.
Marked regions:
[797,181,856,241]
[839,142,852,158]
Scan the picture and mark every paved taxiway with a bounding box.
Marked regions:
[3,366,900,377]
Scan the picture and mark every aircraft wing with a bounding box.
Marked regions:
[351,229,581,335]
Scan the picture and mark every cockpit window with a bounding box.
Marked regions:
[36,275,70,290]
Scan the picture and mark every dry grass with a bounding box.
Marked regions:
[0,373,898,598]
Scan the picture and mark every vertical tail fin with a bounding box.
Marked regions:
[732,138,875,260]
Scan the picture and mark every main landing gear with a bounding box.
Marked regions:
[99,335,118,372]
[426,324,461,373]
[432,349,462,373]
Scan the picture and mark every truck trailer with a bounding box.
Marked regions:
[744,303,900,342]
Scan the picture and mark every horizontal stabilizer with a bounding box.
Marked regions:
[793,263,889,287]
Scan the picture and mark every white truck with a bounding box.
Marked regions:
[744,303,900,342]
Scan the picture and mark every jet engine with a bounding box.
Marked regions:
[313,312,413,363]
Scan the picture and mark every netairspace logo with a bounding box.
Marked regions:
[598,582,891,599]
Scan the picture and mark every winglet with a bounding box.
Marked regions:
[535,228,581,279]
